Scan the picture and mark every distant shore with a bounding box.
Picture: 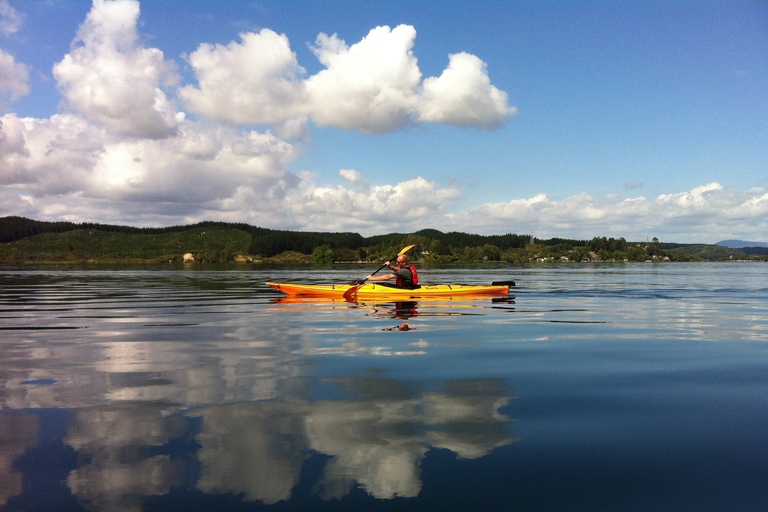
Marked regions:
[2,216,766,264]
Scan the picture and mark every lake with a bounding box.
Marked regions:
[1,263,766,511]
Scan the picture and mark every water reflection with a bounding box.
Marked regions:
[65,404,185,512]
[0,413,39,507]
[0,375,516,510]
[3,264,765,511]
[370,301,419,331]
[270,296,516,332]
[0,268,518,508]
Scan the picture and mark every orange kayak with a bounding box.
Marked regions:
[265,281,514,298]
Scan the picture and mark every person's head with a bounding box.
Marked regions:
[396,254,408,267]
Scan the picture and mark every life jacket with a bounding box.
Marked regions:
[396,265,418,287]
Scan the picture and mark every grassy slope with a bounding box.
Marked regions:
[0,227,252,262]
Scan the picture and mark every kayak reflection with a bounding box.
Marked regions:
[372,301,419,331]
[269,295,515,332]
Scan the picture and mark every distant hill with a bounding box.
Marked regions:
[0,216,554,257]
[0,226,253,263]
[669,245,749,261]
[740,247,768,256]
[716,239,768,248]
[3,216,763,263]
[0,216,367,258]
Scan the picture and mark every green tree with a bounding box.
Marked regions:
[312,245,335,264]
[334,247,358,262]
[428,238,451,256]
[459,246,483,262]
[481,244,502,261]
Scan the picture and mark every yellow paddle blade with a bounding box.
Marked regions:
[399,245,416,255]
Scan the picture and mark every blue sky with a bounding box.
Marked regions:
[1,0,766,242]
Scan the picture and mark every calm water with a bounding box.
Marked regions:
[1,263,766,511]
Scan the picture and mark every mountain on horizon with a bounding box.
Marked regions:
[716,239,768,248]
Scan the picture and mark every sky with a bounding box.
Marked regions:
[0,0,766,243]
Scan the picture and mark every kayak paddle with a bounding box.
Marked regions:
[343,245,416,300]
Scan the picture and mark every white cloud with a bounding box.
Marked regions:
[442,183,768,242]
[180,24,515,135]
[339,169,370,191]
[305,25,422,133]
[418,52,517,129]
[0,0,22,36]
[656,182,723,211]
[0,47,28,102]
[0,1,302,227]
[284,175,462,234]
[179,29,307,128]
[0,112,300,215]
[0,113,106,195]
[52,0,180,139]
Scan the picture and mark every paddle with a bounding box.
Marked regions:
[343,245,416,300]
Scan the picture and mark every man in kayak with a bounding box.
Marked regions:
[367,254,418,288]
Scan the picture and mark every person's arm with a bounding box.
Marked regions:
[367,261,398,281]
[367,273,396,281]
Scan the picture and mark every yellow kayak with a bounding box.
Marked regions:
[266,281,514,298]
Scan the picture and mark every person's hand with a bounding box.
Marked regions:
[384,261,391,267]
[366,275,374,279]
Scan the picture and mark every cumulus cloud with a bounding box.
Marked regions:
[180,23,515,134]
[284,175,462,233]
[418,52,516,129]
[0,113,105,195]
[305,25,422,133]
[339,169,370,191]
[179,29,307,129]
[52,0,180,139]
[0,47,28,102]
[443,183,768,242]
[1,1,29,104]
[0,0,22,36]
[0,0,302,227]
[0,112,300,215]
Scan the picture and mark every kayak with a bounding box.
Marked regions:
[265,280,514,298]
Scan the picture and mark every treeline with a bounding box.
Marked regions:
[1,216,544,258]
[0,215,200,242]
[0,226,254,264]
[355,235,697,263]
[0,216,366,257]
[3,216,762,263]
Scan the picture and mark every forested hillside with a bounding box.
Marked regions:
[1,216,764,263]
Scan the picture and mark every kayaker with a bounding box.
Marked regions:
[367,254,418,288]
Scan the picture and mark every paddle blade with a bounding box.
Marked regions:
[342,284,360,301]
[399,245,416,255]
